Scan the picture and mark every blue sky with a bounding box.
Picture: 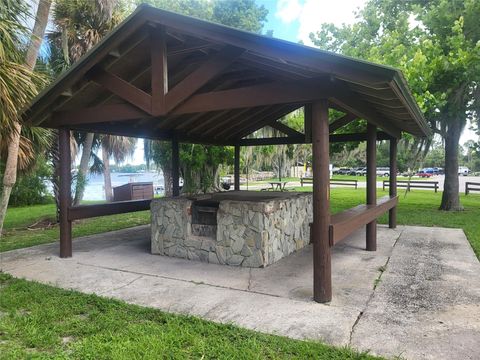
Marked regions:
[256,0,366,45]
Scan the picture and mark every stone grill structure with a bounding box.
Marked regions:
[151,191,313,267]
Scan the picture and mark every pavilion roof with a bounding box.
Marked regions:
[23,4,430,143]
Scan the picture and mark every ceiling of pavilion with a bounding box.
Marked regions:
[23,4,430,144]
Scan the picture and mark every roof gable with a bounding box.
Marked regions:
[23,4,430,141]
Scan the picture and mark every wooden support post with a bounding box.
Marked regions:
[172,137,180,197]
[312,99,332,303]
[234,144,240,191]
[59,128,72,258]
[366,123,377,251]
[304,103,312,143]
[389,138,398,228]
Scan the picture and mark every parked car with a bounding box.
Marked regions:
[333,167,352,175]
[419,167,439,175]
[416,171,433,178]
[458,166,470,176]
[376,167,390,177]
[355,167,367,176]
[348,167,366,176]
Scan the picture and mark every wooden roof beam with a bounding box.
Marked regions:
[329,113,357,133]
[269,121,304,137]
[172,77,332,115]
[47,103,150,127]
[151,26,168,115]
[238,131,393,146]
[88,67,152,114]
[163,45,245,114]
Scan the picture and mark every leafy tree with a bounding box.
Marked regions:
[310,0,480,210]
[8,155,53,206]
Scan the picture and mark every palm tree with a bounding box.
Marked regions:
[49,0,127,205]
[0,0,51,236]
[100,136,137,201]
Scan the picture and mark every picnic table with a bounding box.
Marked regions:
[268,181,288,191]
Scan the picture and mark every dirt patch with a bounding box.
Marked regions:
[26,218,57,231]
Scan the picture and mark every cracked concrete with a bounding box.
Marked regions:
[1,224,479,359]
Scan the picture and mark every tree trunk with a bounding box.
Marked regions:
[102,143,113,202]
[0,0,51,237]
[25,0,52,68]
[0,123,22,236]
[440,120,463,211]
[163,168,173,197]
[73,132,94,205]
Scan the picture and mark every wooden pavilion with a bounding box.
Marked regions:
[23,5,429,303]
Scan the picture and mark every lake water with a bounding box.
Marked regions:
[82,172,164,201]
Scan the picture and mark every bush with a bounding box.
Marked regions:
[8,156,53,207]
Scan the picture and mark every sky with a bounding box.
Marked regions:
[120,0,476,164]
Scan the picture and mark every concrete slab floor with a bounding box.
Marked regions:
[1,225,479,359]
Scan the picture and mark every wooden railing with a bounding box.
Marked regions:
[465,182,480,195]
[383,180,438,193]
[310,195,398,247]
[300,177,358,188]
[68,199,152,221]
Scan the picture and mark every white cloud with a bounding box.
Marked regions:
[276,0,367,45]
[276,0,303,24]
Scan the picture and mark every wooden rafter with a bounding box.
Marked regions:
[216,106,279,139]
[150,26,168,115]
[214,107,274,138]
[232,104,300,139]
[329,113,357,133]
[164,45,245,113]
[330,81,402,138]
[269,121,304,137]
[173,78,331,115]
[89,67,152,114]
[48,103,150,127]
[201,108,253,136]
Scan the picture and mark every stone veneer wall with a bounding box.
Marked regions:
[151,193,313,267]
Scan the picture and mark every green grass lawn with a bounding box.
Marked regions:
[0,273,376,359]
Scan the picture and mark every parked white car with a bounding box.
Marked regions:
[376,167,390,177]
[458,166,470,176]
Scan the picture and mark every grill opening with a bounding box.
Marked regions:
[191,200,219,238]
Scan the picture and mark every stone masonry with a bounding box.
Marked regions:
[151,192,313,267]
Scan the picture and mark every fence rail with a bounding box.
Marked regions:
[383,180,438,193]
[466,182,480,195]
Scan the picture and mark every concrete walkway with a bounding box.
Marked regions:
[1,225,479,359]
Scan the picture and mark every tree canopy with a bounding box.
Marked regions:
[310,0,480,210]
